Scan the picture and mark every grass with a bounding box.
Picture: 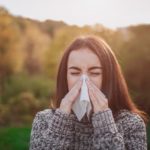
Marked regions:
[0,127,31,150]
[147,124,150,149]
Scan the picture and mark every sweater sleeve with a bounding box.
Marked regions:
[91,108,147,150]
[29,108,74,150]
[122,111,147,150]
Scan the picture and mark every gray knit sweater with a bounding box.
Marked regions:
[29,108,147,150]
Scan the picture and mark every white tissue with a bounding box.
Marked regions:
[72,74,92,121]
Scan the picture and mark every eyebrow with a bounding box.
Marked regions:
[68,66,103,71]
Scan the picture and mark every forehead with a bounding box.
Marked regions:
[68,48,101,67]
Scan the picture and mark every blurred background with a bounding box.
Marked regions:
[0,0,150,149]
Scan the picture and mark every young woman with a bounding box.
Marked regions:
[29,35,147,150]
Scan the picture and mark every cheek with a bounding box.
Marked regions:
[67,74,80,91]
[90,75,102,89]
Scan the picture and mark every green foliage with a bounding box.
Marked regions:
[0,11,23,75]
[0,73,55,126]
[2,73,55,103]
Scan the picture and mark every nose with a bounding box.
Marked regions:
[80,74,89,81]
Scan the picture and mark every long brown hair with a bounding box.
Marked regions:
[51,35,147,122]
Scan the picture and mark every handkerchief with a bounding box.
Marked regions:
[72,74,92,121]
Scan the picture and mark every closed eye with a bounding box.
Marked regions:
[70,72,102,75]
[91,73,101,74]
[90,73,102,76]
[71,72,80,75]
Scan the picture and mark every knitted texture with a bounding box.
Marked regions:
[29,108,147,150]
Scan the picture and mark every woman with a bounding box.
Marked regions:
[29,35,147,150]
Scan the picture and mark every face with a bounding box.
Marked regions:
[67,48,103,90]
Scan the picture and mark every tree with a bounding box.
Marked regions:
[0,8,23,99]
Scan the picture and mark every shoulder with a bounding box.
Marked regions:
[33,108,56,122]
[116,109,144,122]
[115,109,146,130]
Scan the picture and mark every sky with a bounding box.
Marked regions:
[0,0,150,29]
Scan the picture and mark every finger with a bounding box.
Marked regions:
[86,80,109,112]
[86,81,98,106]
[70,79,82,92]
[68,79,82,99]
[87,81,101,105]
[87,80,107,100]
[87,80,100,93]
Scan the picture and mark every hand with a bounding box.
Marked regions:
[59,79,82,114]
[86,79,108,113]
